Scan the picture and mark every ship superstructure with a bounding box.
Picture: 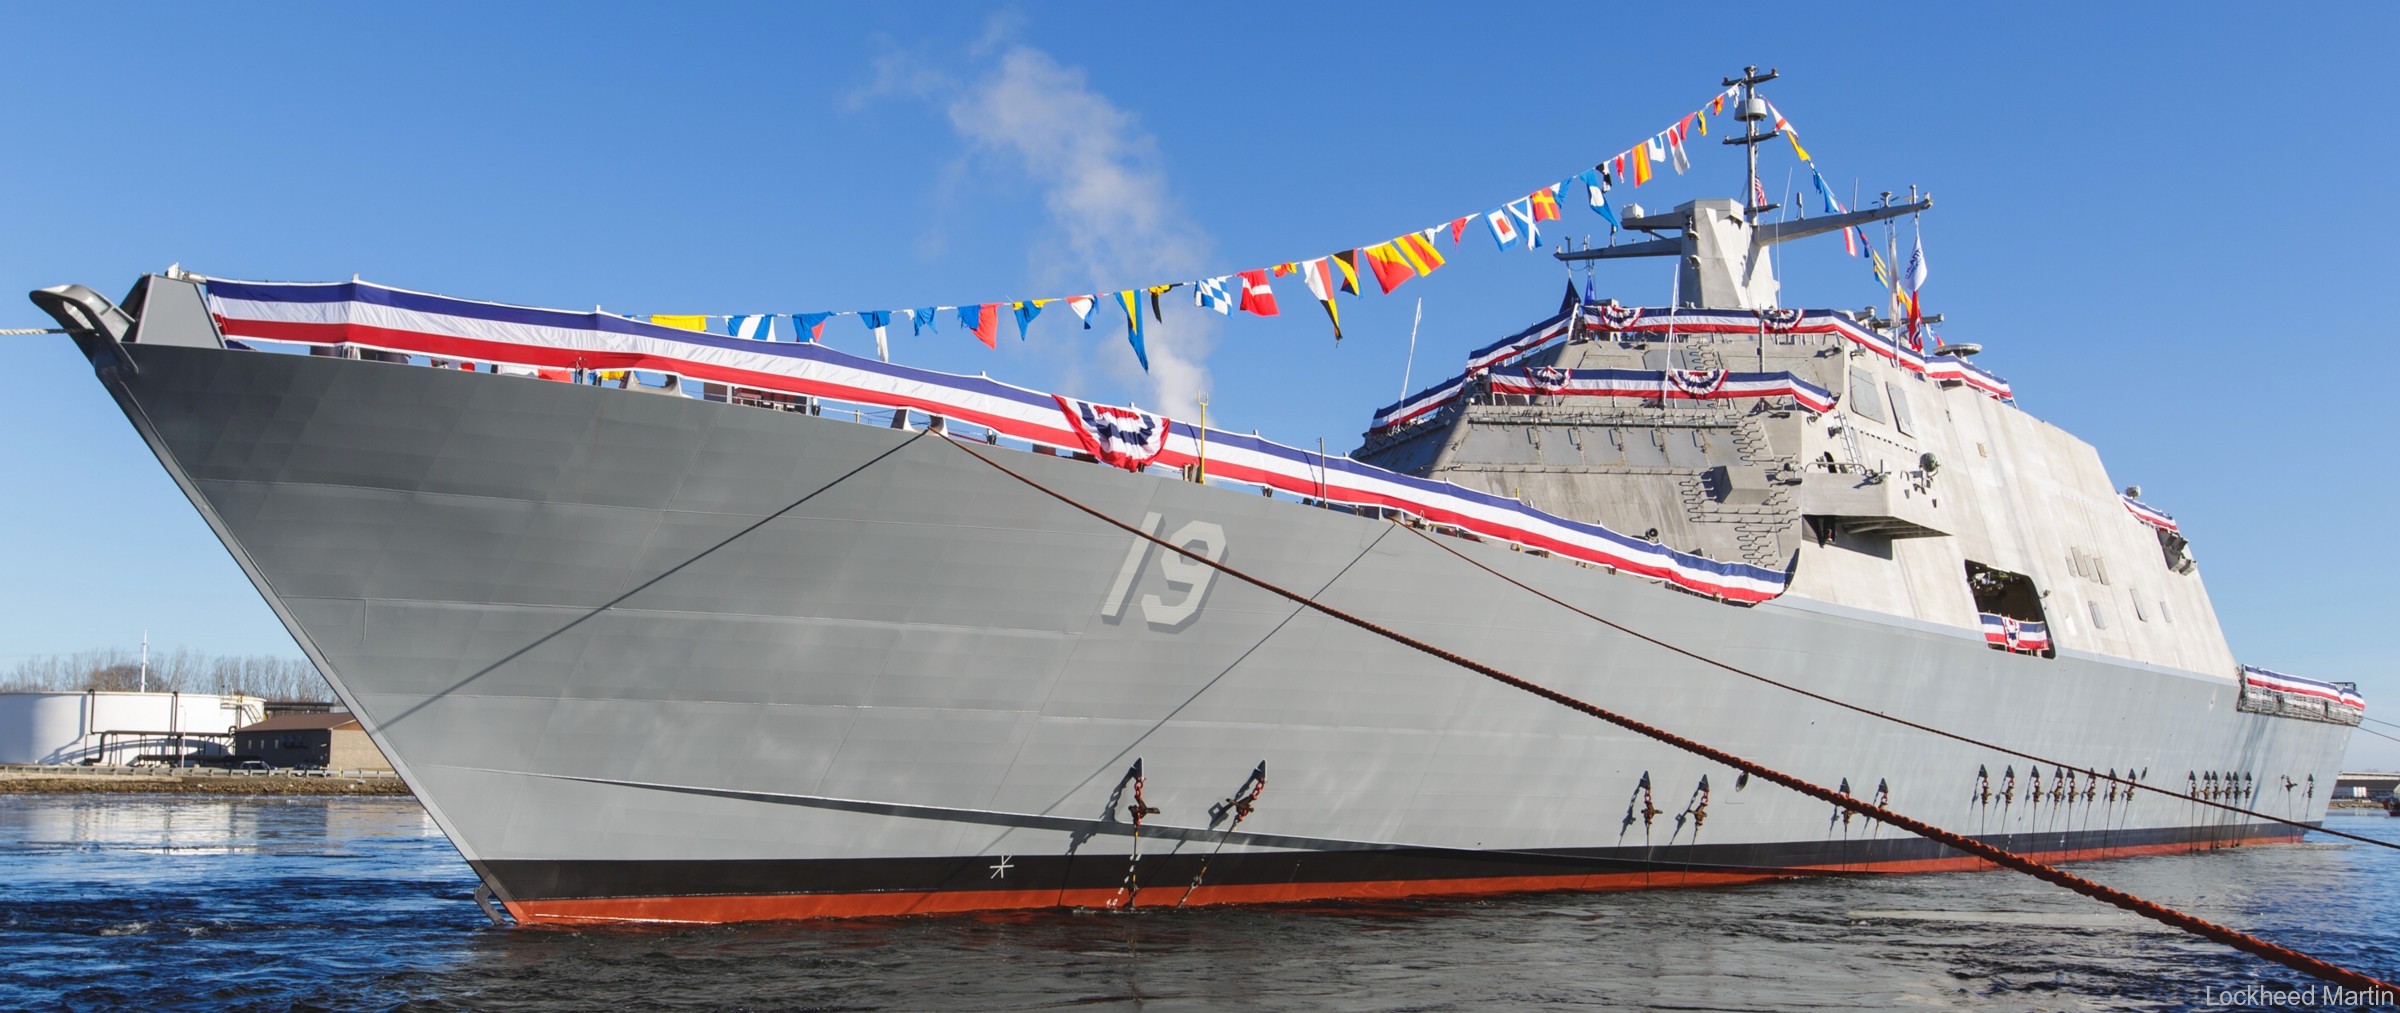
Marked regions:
[25,75,2362,925]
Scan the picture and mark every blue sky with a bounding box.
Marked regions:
[3,4,2394,764]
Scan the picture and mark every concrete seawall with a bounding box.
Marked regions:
[0,765,411,796]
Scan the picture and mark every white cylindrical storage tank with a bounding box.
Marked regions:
[0,691,265,764]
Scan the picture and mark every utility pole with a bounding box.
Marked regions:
[139,630,148,694]
[1722,66,1781,218]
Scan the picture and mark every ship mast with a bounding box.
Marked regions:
[1724,66,1781,218]
[1555,68,1930,310]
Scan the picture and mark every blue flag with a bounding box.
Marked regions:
[1116,290,1148,371]
[911,307,938,336]
[957,305,980,333]
[796,312,834,342]
[1012,301,1043,340]
[859,310,892,362]
[1578,169,1618,228]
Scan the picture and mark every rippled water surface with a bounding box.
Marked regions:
[0,795,2394,1011]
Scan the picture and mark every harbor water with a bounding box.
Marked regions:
[1,795,2394,1011]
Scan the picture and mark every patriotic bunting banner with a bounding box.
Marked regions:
[2242,666,2366,713]
[1979,613,2052,653]
[1486,366,1836,412]
[2121,494,2178,533]
[1367,372,1475,435]
[204,277,1788,604]
[1923,354,2013,400]
[1375,303,2025,437]
[1056,395,1171,471]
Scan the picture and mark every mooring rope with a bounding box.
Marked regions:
[942,435,2394,995]
[1395,522,2400,855]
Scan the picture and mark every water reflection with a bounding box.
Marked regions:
[0,796,2393,1012]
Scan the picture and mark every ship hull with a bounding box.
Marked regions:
[94,343,2350,925]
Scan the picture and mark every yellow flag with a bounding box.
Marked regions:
[650,314,707,331]
[1785,130,1812,163]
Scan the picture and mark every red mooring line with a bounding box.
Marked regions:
[944,436,2394,995]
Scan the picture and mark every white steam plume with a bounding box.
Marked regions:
[945,47,1215,417]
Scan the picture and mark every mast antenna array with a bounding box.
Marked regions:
[1723,66,1781,218]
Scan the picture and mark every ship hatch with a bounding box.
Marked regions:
[1967,562,2042,620]
[1967,561,2053,655]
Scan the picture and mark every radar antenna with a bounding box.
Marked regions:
[1723,66,1781,217]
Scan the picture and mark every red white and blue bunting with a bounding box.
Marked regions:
[2242,666,2366,713]
[2121,495,2179,533]
[1979,613,2052,653]
[1484,366,1836,412]
[1057,396,1171,471]
[1374,303,1971,435]
[203,277,1791,604]
[1923,354,2013,400]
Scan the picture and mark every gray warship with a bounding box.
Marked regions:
[30,79,2360,925]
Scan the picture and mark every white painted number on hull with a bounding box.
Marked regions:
[1099,514,1227,628]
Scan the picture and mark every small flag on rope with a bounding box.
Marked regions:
[1116,290,1147,370]
[1579,168,1617,227]
[1012,300,1045,339]
[1271,262,1298,277]
[860,310,892,361]
[1363,242,1415,294]
[1395,230,1446,275]
[1065,295,1096,328]
[1667,124,1692,174]
[1767,101,1811,161]
[1194,276,1233,314]
[650,314,707,332]
[797,312,833,342]
[1487,208,1521,250]
[1809,171,1858,256]
[1630,144,1652,186]
[1506,197,1542,248]
[1332,249,1363,295]
[1237,269,1280,316]
[727,315,777,341]
[1529,185,1563,222]
[1299,257,1342,342]
[1147,283,1180,323]
[1449,215,1471,244]
[911,307,938,336]
[971,303,999,347]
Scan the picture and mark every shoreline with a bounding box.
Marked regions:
[0,768,412,796]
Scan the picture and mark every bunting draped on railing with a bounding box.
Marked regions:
[1485,366,1835,411]
[2242,666,2366,713]
[1923,354,2013,400]
[615,87,1751,369]
[203,277,1790,604]
[2122,494,2178,533]
[1979,613,2052,654]
[1372,302,1991,436]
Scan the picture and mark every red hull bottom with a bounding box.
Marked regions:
[504,831,2299,926]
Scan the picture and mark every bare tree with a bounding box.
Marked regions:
[2,647,332,701]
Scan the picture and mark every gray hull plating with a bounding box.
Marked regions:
[98,344,2349,919]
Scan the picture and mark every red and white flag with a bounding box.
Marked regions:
[1237,269,1279,317]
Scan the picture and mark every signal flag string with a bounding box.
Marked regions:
[1392,523,2400,855]
[941,434,2395,995]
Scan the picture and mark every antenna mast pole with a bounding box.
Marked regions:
[1723,66,1781,217]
